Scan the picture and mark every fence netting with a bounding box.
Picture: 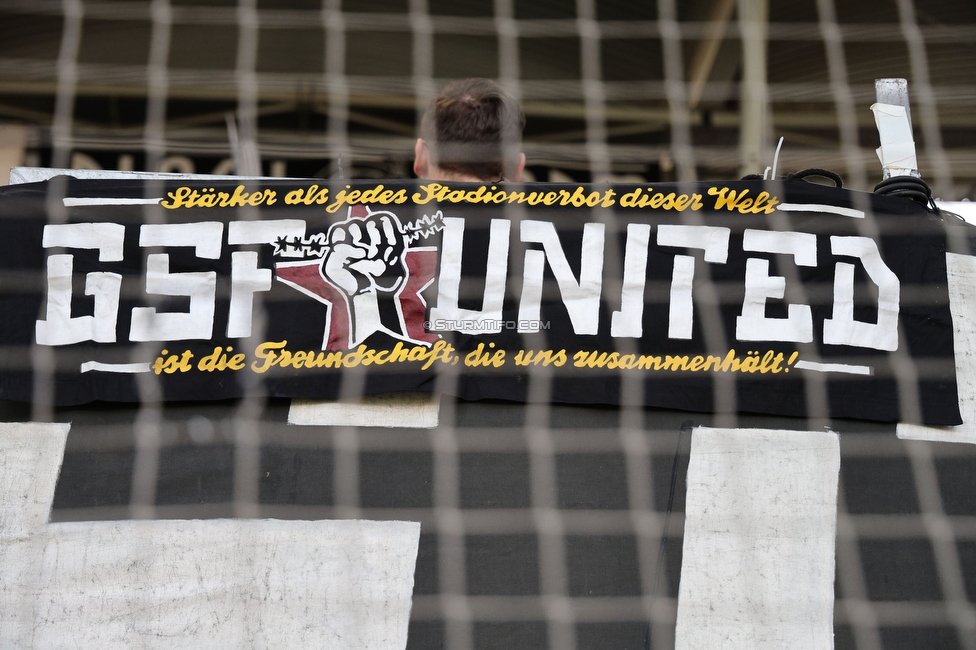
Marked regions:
[0,0,975,648]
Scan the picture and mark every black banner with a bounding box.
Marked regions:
[0,177,962,425]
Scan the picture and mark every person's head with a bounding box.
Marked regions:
[414,78,526,182]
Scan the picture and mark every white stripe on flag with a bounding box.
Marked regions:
[794,360,873,376]
[777,202,864,219]
[80,361,152,374]
[0,422,420,648]
[63,198,162,206]
[675,427,840,650]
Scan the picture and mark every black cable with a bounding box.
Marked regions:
[787,168,844,188]
[873,175,935,209]
[746,166,938,212]
[741,168,845,188]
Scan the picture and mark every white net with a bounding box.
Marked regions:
[0,1,975,649]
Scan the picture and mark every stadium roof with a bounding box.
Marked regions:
[0,0,973,194]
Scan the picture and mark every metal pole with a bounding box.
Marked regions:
[875,78,913,129]
[738,0,769,177]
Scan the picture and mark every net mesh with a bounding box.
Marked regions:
[0,0,975,648]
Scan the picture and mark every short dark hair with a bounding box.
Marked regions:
[419,78,525,181]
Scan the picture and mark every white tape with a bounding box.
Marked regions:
[289,392,440,428]
[0,422,420,649]
[675,427,840,650]
[871,103,919,176]
[898,252,976,444]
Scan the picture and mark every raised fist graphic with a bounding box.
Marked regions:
[320,211,409,345]
[322,211,407,297]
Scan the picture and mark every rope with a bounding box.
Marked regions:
[741,168,844,189]
[787,168,844,188]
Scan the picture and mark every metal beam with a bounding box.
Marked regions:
[687,0,737,110]
[0,125,26,185]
